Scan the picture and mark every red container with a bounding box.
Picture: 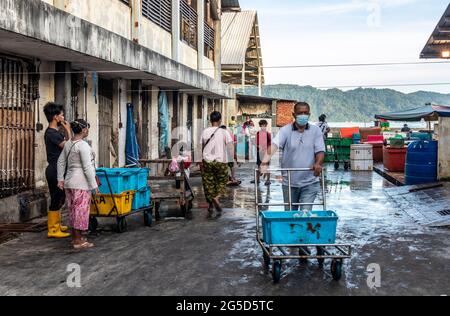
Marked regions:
[340,127,360,139]
[367,135,384,142]
[360,127,382,142]
[365,142,384,163]
[383,147,407,172]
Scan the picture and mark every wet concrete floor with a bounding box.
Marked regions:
[0,166,449,296]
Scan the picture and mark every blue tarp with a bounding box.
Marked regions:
[158,91,170,155]
[375,104,450,122]
[125,103,140,166]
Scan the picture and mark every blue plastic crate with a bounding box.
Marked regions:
[96,168,149,194]
[132,186,151,210]
[260,211,338,245]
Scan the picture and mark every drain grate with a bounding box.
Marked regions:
[437,209,450,216]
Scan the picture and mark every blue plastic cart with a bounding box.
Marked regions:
[255,168,352,283]
[90,168,152,233]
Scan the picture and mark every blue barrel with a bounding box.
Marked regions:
[410,132,432,141]
[405,141,438,185]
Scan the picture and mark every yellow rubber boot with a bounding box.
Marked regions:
[58,210,69,232]
[48,211,71,238]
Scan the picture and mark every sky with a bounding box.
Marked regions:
[239,0,450,94]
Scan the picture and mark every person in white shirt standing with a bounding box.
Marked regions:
[317,114,331,139]
[201,111,234,219]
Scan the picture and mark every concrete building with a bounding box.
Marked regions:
[421,3,450,181]
[0,0,233,222]
[219,0,265,125]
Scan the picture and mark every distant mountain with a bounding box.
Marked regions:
[243,85,450,122]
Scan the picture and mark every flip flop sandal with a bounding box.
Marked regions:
[73,241,94,250]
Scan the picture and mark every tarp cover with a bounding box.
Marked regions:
[125,103,140,166]
[375,104,450,122]
[158,91,170,156]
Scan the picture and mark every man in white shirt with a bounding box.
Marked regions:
[201,111,234,219]
[317,114,331,139]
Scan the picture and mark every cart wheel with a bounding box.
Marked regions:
[89,217,98,232]
[344,161,350,171]
[334,161,339,170]
[317,247,325,266]
[116,217,127,233]
[180,204,187,217]
[144,210,153,227]
[263,252,270,269]
[331,259,343,281]
[272,260,282,283]
[154,202,161,221]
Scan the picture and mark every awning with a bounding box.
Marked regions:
[375,104,450,122]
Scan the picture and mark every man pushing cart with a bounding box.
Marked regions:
[258,102,351,283]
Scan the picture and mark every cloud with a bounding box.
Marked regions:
[257,0,418,17]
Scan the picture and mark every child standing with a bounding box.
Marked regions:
[251,120,272,185]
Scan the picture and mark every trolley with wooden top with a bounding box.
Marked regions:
[139,159,195,220]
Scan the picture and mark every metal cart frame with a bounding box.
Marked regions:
[89,169,153,233]
[139,159,195,220]
[255,168,352,283]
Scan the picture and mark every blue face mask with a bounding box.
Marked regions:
[296,114,310,126]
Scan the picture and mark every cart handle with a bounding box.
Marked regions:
[254,167,327,212]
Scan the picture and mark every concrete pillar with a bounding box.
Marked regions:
[172,0,181,62]
[214,18,221,81]
[258,66,262,97]
[438,117,450,180]
[272,100,277,128]
[114,80,128,167]
[241,63,246,93]
[192,96,199,156]
[150,86,160,159]
[197,0,205,72]
[167,91,174,149]
[80,74,99,166]
[35,61,55,188]
[202,96,209,128]
[54,61,73,121]
[131,0,142,43]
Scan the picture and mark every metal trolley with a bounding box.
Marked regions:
[255,168,352,283]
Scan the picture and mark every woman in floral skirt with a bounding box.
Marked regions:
[57,119,98,250]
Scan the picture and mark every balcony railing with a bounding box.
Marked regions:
[204,21,215,59]
[180,0,198,49]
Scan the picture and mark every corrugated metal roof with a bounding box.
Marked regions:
[421,3,450,58]
[221,11,256,66]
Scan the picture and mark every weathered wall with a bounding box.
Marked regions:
[55,0,132,39]
[0,0,232,99]
[239,103,272,115]
[180,43,198,70]
[438,117,450,180]
[140,18,172,59]
[201,57,215,79]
